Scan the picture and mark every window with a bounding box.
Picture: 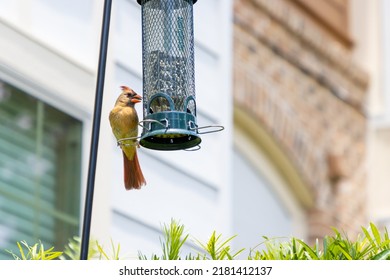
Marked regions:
[0,82,82,259]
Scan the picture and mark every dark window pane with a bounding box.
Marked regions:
[0,82,82,259]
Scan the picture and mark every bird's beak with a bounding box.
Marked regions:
[131,94,142,104]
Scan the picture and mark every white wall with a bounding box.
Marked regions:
[232,126,307,254]
[232,148,293,250]
[1,0,287,258]
[92,0,234,257]
[0,0,233,254]
[0,0,100,69]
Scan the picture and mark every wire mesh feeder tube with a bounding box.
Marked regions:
[137,0,200,150]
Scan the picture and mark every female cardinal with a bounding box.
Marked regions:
[109,86,146,190]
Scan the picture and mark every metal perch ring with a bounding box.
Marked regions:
[191,125,225,135]
[139,119,169,133]
[116,135,141,147]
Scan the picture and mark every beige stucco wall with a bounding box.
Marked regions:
[350,0,390,229]
[350,0,390,226]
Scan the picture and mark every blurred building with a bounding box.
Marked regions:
[0,0,389,259]
[233,0,369,245]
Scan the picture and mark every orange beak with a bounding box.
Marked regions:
[131,94,142,104]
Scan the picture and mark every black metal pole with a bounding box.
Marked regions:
[80,0,112,260]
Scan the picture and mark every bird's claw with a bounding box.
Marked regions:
[116,139,140,148]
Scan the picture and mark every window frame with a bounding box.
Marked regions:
[0,19,95,256]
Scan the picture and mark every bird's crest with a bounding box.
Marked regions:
[120,85,132,92]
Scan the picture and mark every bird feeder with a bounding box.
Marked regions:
[137,0,200,150]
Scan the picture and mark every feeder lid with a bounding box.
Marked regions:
[137,0,197,4]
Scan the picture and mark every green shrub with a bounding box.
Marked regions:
[249,223,390,260]
[5,221,390,260]
[6,240,62,260]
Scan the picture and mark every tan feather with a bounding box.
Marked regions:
[109,86,146,190]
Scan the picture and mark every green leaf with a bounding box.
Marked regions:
[336,243,353,260]
[7,240,62,260]
[370,223,382,246]
[296,239,319,260]
[372,249,390,260]
[195,231,243,260]
[362,227,375,246]
[17,242,27,260]
[96,241,110,260]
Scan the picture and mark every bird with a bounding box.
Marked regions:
[109,86,146,190]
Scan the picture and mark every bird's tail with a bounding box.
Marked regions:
[123,151,146,190]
